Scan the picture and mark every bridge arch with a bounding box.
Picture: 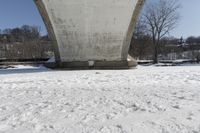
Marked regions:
[34,0,144,69]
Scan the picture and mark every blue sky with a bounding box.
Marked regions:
[0,0,46,35]
[171,0,200,38]
[0,0,200,38]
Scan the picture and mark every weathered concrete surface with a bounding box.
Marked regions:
[34,0,144,69]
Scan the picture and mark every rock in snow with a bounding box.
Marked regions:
[0,65,200,133]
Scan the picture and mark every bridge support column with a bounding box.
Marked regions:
[34,0,144,69]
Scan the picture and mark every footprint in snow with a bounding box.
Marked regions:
[172,105,180,109]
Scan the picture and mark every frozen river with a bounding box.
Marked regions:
[0,65,200,133]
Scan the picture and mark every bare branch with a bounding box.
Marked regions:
[141,0,181,63]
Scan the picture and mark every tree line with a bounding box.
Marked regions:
[0,25,53,60]
[129,31,200,61]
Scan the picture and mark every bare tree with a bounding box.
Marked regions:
[142,0,180,63]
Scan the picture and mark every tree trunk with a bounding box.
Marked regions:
[153,44,158,64]
[152,38,158,64]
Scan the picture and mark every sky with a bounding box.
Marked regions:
[0,0,200,38]
[0,0,47,35]
[170,0,200,38]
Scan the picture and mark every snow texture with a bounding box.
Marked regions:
[0,65,200,133]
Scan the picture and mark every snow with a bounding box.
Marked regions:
[0,65,200,133]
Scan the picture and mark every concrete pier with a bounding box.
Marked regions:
[34,0,144,69]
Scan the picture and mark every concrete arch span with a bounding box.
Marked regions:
[34,0,144,69]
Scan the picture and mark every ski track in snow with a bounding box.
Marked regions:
[0,66,200,133]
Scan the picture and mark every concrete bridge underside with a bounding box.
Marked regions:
[34,0,144,69]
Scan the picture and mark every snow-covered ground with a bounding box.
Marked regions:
[0,65,200,133]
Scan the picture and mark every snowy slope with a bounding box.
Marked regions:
[0,66,200,133]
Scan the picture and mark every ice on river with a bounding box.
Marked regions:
[0,65,200,133]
